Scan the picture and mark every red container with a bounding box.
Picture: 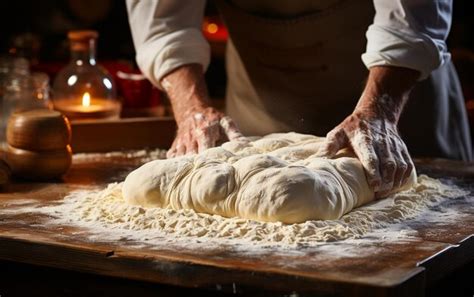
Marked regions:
[116,70,161,109]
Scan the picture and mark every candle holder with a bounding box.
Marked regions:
[52,30,120,120]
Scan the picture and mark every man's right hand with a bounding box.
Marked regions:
[167,106,243,158]
[161,64,244,158]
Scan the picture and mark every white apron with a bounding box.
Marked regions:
[217,0,472,160]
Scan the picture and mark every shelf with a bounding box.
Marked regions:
[71,117,176,153]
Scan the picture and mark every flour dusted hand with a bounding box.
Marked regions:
[316,66,419,198]
[316,101,414,197]
[167,107,244,158]
[161,65,244,158]
[123,133,417,223]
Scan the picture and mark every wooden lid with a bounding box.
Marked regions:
[68,30,99,41]
[6,145,72,181]
[7,109,71,151]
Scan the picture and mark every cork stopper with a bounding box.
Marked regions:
[68,30,99,41]
[68,30,98,51]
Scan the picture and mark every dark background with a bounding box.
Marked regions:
[0,0,473,120]
[0,2,473,296]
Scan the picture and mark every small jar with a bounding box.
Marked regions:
[1,58,51,151]
[52,30,120,120]
[3,66,50,114]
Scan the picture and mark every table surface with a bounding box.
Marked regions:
[0,155,473,297]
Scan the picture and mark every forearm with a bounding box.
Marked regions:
[355,66,420,123]
[320,66,418,194]
[161,64,212,125]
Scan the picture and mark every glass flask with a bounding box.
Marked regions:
[52,30,120,120]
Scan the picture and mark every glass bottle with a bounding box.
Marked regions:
[52,30,120,120]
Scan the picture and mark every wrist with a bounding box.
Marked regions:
[175,102,213,127]
[161,64,212,124]
[355,93,402,123]
[364,66,419,97]
[355,66,419,123]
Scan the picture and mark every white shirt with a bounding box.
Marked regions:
[126,0,452,89]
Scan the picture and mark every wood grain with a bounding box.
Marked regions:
[0,157,472,297]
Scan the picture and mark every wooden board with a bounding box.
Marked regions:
[0,157,473,297]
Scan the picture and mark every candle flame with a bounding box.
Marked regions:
[82,92,91,107]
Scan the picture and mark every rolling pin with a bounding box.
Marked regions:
[6,109,72,180]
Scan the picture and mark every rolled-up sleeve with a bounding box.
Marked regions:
[362,0,452,80]
[126,0,210,89]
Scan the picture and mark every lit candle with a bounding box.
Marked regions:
[83,92,90,107]
[53,92,121,120]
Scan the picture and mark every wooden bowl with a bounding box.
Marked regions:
[6,145,72,180]
[0,159,11,187]
[7,109,71,151]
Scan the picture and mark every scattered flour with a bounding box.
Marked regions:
[73,149,167,164]
[32,174,469,248]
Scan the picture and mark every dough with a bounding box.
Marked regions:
[122,133,416,223]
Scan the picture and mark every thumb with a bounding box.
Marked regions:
[316,129,348,158]
[220,116,245,140]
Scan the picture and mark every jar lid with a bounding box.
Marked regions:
[7,109,71,151]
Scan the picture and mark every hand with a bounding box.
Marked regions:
[160,64,244,158]
[167,107,243,158]
[316,66,419,197]
[316,100,414,197]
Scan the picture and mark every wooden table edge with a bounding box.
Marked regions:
[0,231,452,297]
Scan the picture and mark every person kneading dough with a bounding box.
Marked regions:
[126,0,472,201]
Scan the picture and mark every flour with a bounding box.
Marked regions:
[73,149,167,164]
[31,174,469,249]
[2,144,470,253]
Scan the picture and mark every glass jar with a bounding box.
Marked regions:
[52,30,120,120]
[1,58,51,151]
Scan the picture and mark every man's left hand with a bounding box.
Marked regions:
[316,66,419,197]
[316,97,414,197]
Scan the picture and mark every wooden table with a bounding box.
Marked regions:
[0,156,473,297]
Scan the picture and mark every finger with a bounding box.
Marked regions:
[400,144,415,185]
[376,136,396,194]
[166,148,176,159]
[197,129,215,153]
[166,138,179,159]
[177,129,196,157]
[185,140,199,156]
[390,138,407,189]
[316,129,348,158]
[220,116,244,140]
[351,130,382,192]
[175,141,186,157]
